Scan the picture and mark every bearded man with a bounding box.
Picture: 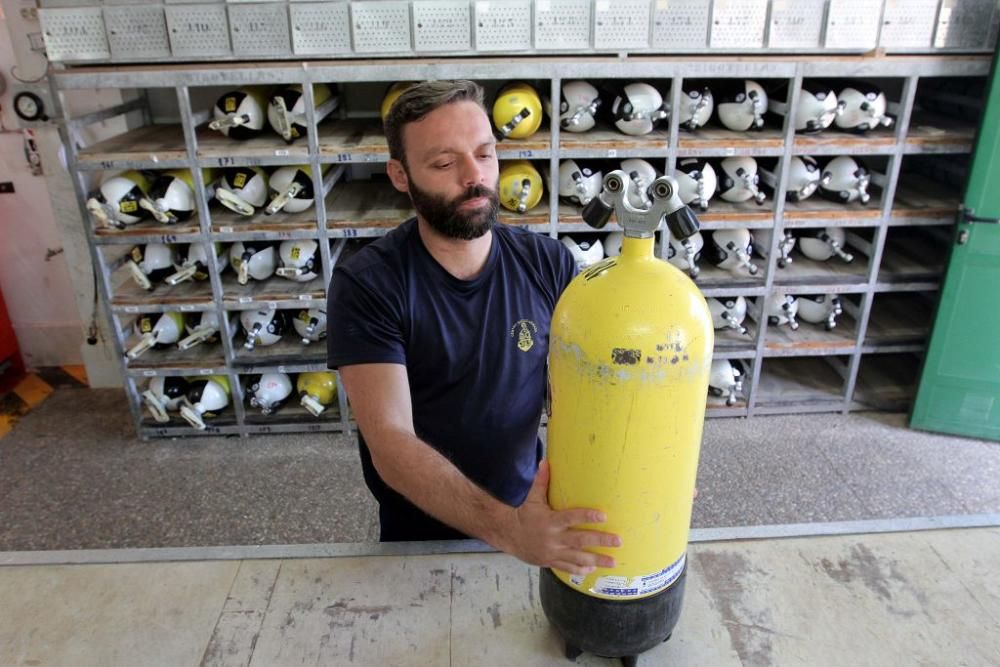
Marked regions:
[327,80,620,576]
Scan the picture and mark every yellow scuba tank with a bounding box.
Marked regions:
[541,170,712,662]
[492,82,543,140]
[297,371,338,417]
[380,82,416,121]
[498,160,543,213]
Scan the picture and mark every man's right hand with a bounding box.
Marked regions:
[500,460,622,576]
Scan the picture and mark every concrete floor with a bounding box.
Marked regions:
[1,387,1000,551]
[2,386,1000,666]
[1,528,998,666]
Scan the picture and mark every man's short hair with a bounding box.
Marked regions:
[383,80,487,165]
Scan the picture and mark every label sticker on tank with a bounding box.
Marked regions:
[589,552,686,599]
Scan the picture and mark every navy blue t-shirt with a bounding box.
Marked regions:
[327,218,576,541]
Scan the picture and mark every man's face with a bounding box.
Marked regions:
[396,100,500,241]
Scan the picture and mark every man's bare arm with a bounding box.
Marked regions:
[340,363,620,574]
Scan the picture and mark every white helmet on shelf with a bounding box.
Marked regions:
[819,156,871,205]
[229,242,277,285]
[621,158,659,209]
[265,165,326,215]
[246,372,295,416]
[86,171,150,228]
[547,80,601,133]
[666,230,703,277]
[758,155,827,203]
[177,310,237,350]
[215,166,269,216]
[125,243,178,291]
[835,82,893,133]
[717,156,767,205]
[298,371,338,417]
[793,81,845,133]
[708,359,743,406]
[267,83,336,143]
[209,87,268,139]
[139,169,212,224]
[766,294,800,330]
[675,158,717,211]
[276,240,321,282]
[715,80,768,131]
[240,309,291,351]
[797,227,855,263]
[797,294,844,331]
[707,297,750,336]
[293,307,327,344]
[128,311,186,359]
[142,376,189,423]
[166,242,227,286]
[560,235,605,271]
[706,229,760,276]
[608,82,668,136]
[603,231,624,257]
[673,82,714,130]
[752,229,797,269]
[180,375,231,430]
[557,159,603,206]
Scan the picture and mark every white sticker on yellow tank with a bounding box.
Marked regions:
[590,553,686,599]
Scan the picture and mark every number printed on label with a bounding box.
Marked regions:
[607,149,617,158]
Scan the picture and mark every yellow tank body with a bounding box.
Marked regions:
[547,235,713,601]
[492,82,543,139]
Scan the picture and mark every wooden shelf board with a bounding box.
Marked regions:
[221,273,325,305]
[772,255,868,286]
[904,112,976,150]
[78,124,187,165]
[764,313,858,353]
[211,199,320,233]
[113,276,214,307]
[864,292,935,344]
[125,340,226,370]
[891,174,961,219]
[232,333,325,367]
[783,196,882,222]
[559,123,669,152]
[793,126,896,153]
[677,126,784,152]
[94,218,202,239]
[756,356,848,405]
[195,124,309,161]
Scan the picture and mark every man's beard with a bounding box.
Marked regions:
[407,174,499,241]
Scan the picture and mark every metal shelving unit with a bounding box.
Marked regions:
[44,37,990,436]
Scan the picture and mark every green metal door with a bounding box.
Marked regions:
[910,54,1000,441]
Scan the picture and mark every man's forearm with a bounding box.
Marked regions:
[369,429,516,549]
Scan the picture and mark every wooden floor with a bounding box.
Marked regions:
[2,527,998,666]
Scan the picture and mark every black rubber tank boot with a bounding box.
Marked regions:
[539,565,686,663]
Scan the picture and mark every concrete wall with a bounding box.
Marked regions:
[0,5,83,369]
[1,1,125,385]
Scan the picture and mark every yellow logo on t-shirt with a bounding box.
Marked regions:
[510,319,538,352]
